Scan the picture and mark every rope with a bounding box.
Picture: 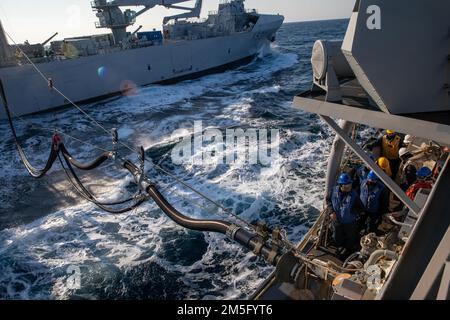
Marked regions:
[2,31,299,252]
[2,89,113,155]
[5,31,118,141]
[4,32,239,219]
[164,184,254,230]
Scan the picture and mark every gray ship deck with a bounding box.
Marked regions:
[251,80,450,301]
[294,80,450,146]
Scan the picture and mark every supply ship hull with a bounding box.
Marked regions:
[0,14,283,119]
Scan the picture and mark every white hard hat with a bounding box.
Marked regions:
[404,135,413,144]
[399,147,409,157]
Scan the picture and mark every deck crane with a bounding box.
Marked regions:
[91,0,206,44]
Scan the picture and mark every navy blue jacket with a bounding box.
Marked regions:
[360,180,389,215]
[328,186,364,224]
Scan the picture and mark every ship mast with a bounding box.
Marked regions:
[91,0,204,45]
[0,20,11,66]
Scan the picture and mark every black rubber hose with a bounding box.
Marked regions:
[20,146,58,178]
[147,184,232,233]
[0,79,59,178]
[123,159,232,233]
[60,145,139,205]
[60,144,112,171]
[146,184,281,265]
[123,159,283,265]
[59,152,146,213]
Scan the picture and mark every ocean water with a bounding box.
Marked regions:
[0,20,349,300]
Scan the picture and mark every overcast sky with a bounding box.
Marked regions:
[0,0,355,43]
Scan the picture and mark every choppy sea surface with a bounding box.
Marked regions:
[0,20,349,300]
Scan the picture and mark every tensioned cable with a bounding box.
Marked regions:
[4,32,299,250]
[1,82,144,207]
[6,109,112,154]
[6,33,258,232]
[5,31,118,142]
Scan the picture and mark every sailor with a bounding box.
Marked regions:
[353,153,376,192]
[403,135,414,148]
[360,171,389,234]
[379,130,404,179]
[377,157,393,178]
[406,166,434,201]
[397,147,417,190]
[371,130,405,177]
[327,173,364,256]
[365,137,382,160]
[433,146,450,178]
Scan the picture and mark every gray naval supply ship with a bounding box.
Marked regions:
[0,0,284,119]
[250,0,450,300]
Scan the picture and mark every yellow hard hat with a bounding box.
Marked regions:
[377,157,392,177]
[386,130,395,135]
[377,157,390,170]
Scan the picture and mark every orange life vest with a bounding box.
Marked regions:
[406,181,433,200]
[382,135,401,160]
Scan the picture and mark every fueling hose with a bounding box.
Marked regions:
[147,184,232,233]
[59,152,147,214]
[1,76,285,266]
[123,160,283,266]
[364,250,398,269]
[0,80,60,178]
[148,183,282,265]
[60,144,112,171]
[1,77,148,214]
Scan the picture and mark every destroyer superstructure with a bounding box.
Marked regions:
[252,0,450,300]
[0,0,283,118]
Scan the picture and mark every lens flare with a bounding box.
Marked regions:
[97,66,107,78]
[120,80,138,96]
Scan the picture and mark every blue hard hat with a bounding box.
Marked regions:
[338,173,353,185]
[367,170,379,182]
[417,166,432,179]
